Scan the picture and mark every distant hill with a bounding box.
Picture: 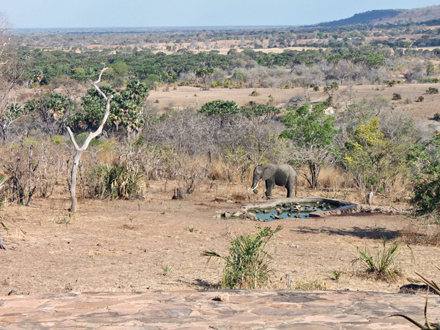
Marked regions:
[315,5,440,27]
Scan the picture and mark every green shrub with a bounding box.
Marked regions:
[199,100,241,117]
[353,238,400,281]
[202,225,282,289]
[426,87,439,95]
[384,80,396,87]
[433,113,440,121]
[417,96,425,102]
[87,163,142,199]
[422,77,439,83]
[392,93,402,100]
[409,135,440,221]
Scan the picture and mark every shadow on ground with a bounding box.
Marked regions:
[293,226,401,240]
[176,279,220,290]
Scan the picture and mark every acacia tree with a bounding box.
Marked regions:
[66,67,113,213]
[280,103,337,189]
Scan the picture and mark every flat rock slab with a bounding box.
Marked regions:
[1,290,439,329]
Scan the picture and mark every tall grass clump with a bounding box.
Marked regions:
[202,225,282,289]
[353,238,400,281]
[87,163,142,199]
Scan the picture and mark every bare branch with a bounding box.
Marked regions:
[92,66,109,100]
[66,127,79,150]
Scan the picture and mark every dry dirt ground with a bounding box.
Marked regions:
[1,181,439,296]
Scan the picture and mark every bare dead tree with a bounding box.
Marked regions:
[66,67,113,212]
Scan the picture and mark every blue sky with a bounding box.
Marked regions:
[1,0,439,29]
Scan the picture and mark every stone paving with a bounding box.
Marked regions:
[1,290,439,329]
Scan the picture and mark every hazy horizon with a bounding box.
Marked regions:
[1,0,440,29]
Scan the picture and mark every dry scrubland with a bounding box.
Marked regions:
[147,84,440,128]
[1,179,439,296]
[1,82,439,296]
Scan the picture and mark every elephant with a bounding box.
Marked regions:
[251,164,297,198]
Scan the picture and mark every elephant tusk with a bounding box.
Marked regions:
[250,182,259,190]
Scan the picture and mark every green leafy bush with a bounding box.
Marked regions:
[241,103,280,119]
[202,225,282,289]
[199,100,241,117]
[426,87,439,95]
[392,93,402,100]
[409,135,440,220]
[281,102,337,189]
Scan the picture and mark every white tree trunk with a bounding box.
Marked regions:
[66,67,113,212]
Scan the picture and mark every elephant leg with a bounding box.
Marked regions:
[286,180,293,197]
[265,180,274,198]
[286,177,297,197]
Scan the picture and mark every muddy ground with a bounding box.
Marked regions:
[1,182,438,296]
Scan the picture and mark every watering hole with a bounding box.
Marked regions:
[241,198,357,221]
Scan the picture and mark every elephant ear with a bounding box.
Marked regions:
[261,165,277,181]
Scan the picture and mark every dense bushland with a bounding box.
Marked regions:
[10,44,439,90]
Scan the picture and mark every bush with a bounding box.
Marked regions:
[2,141,64,204]
[202,225,282,289]
[417,96,425,102]
[426,87,439,94]
[392,93,402,100]
[384,80,396,87]
[422,77,439,83]
[409,135,440,221]
[199,100,241,117]
[433,113,440,121]
[87,163,142,199]
[354,238,400,282]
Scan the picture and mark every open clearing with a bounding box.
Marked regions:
[1,181,438,296]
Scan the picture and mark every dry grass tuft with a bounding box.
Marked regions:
[318,167,352,190]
